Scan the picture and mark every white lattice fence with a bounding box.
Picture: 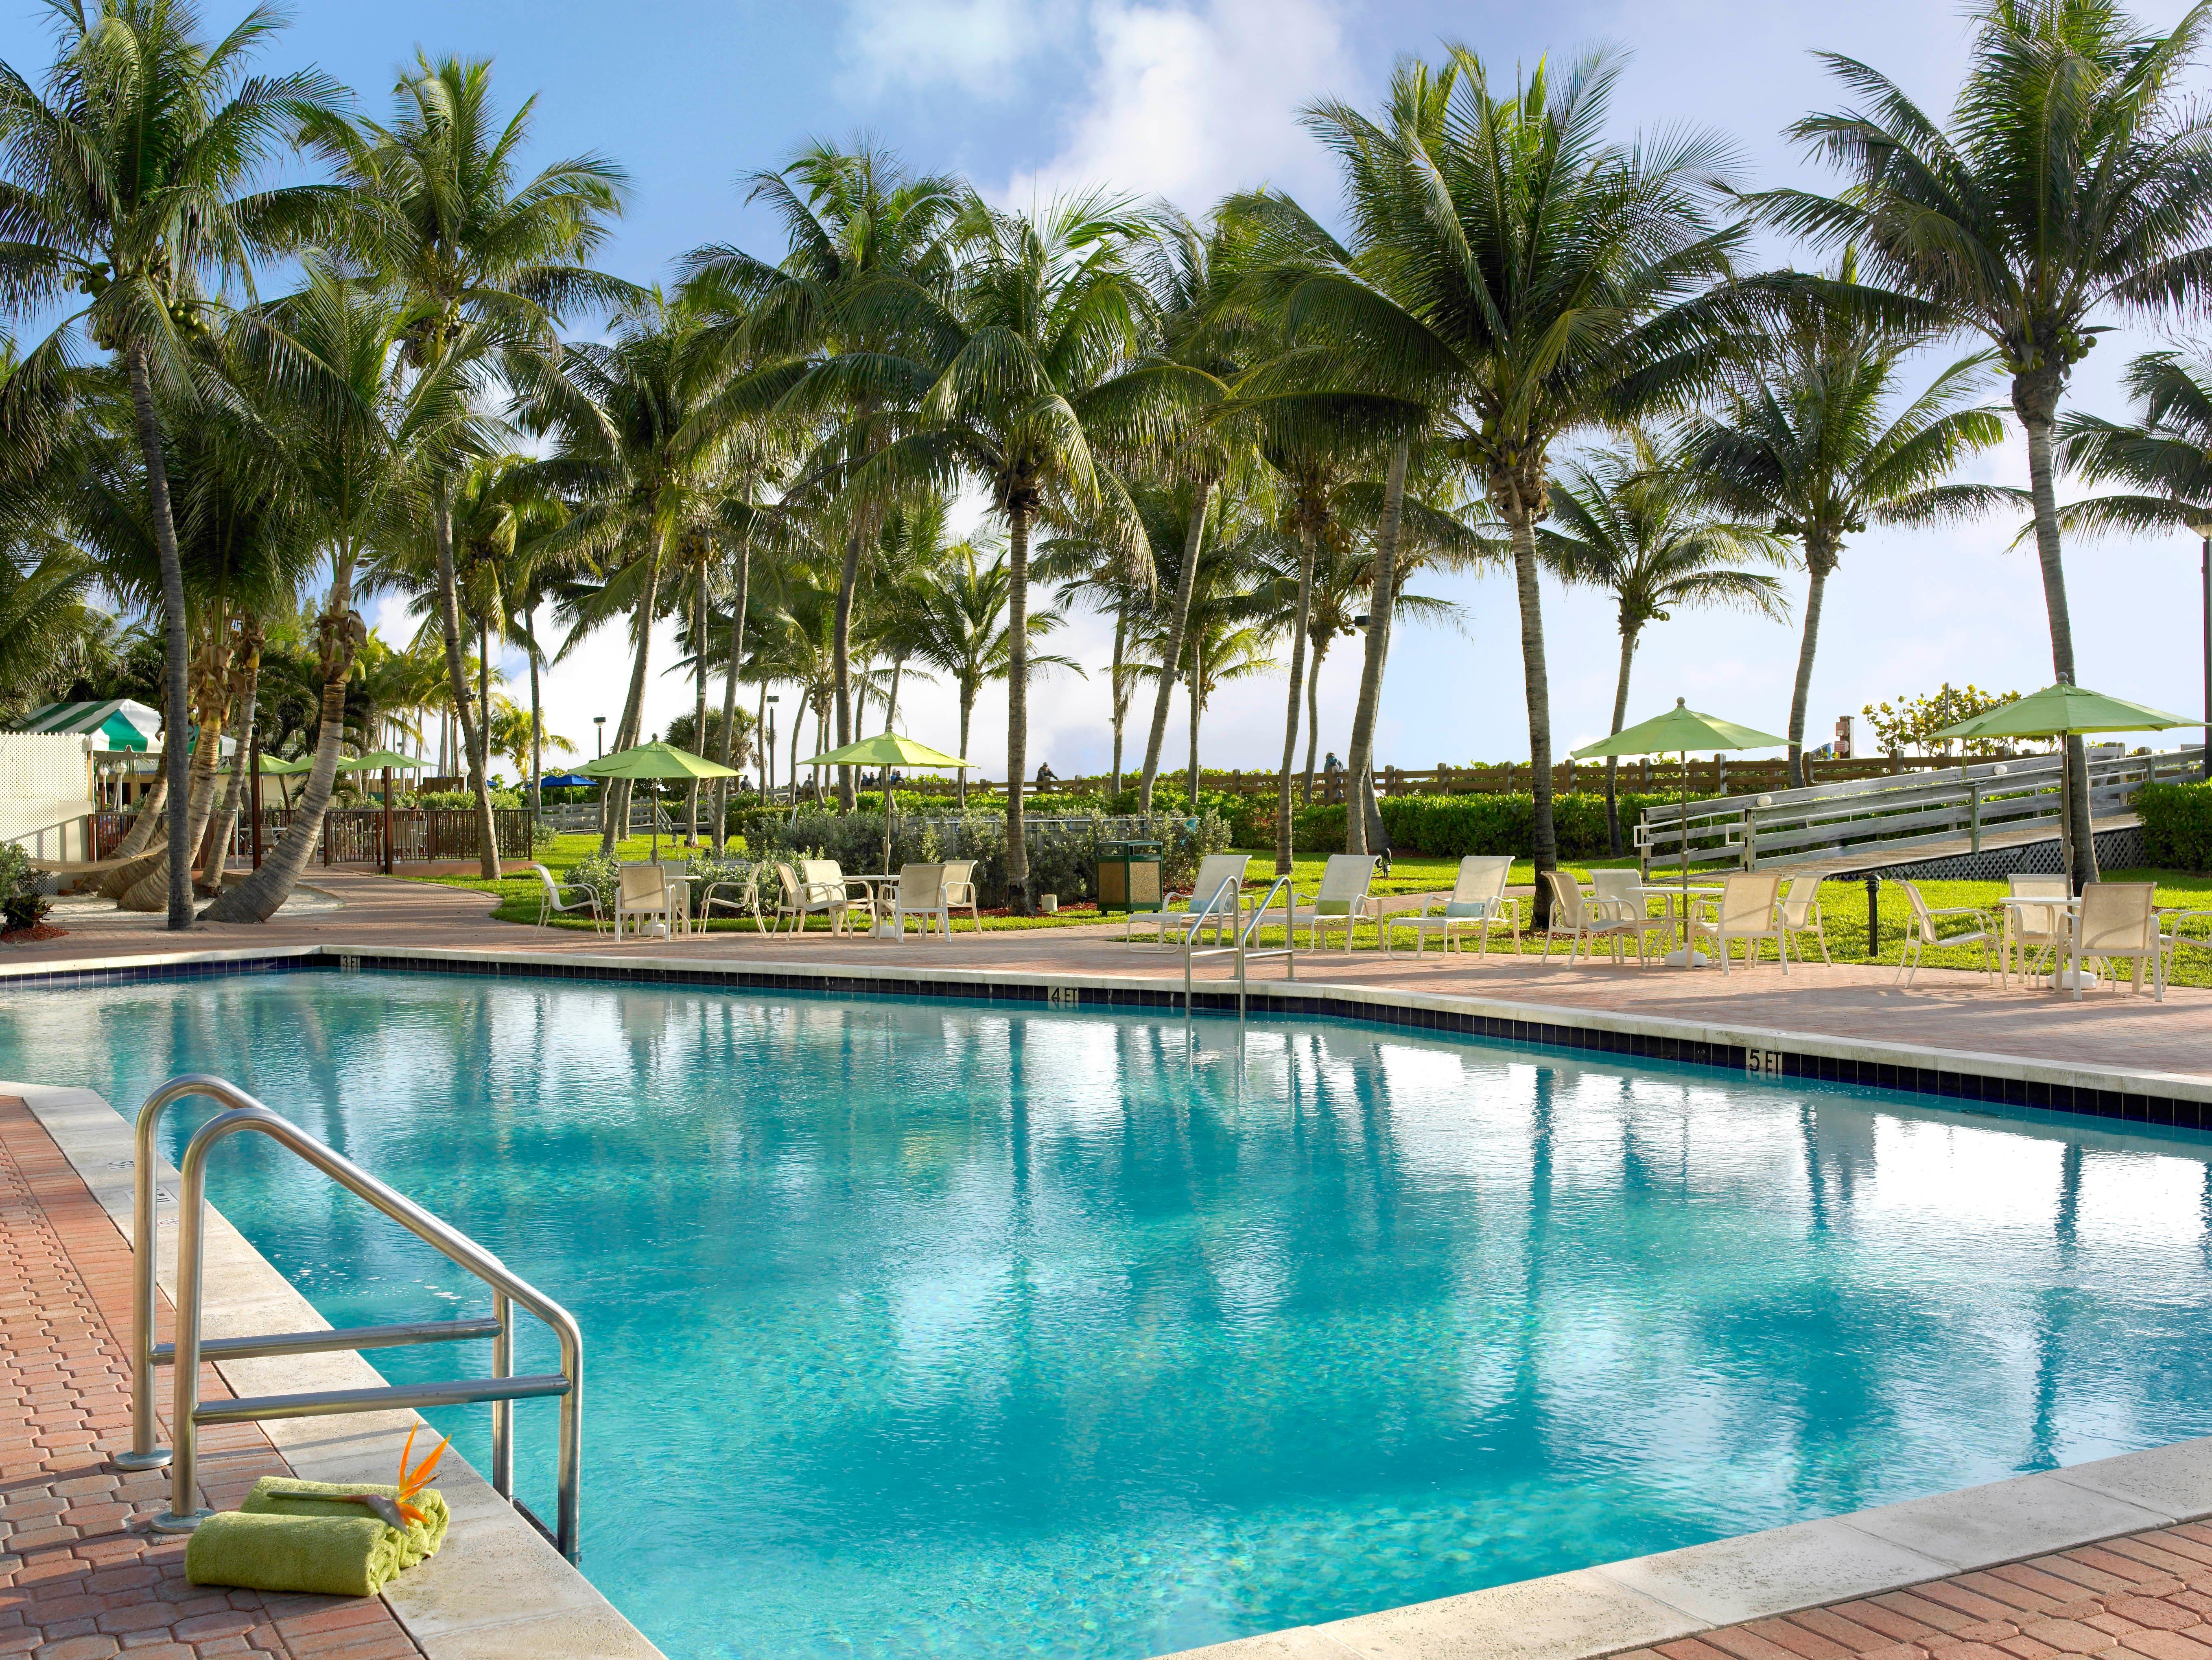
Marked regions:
[0,734,94,861]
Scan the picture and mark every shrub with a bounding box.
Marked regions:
[1379,791,1695,860]
[0,843,52,933]
[2135,781,2212,872]
[566,849,621,910]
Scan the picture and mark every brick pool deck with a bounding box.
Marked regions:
[0,1094,420,1660]
[17,871,2212,1660]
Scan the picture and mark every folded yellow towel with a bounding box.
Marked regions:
[184,1510,406,1597]
[241,1474,450,1567]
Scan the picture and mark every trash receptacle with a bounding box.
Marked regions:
[1097,840,1163,914]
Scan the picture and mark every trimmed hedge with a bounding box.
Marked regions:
[2135,780,2212,872]
[1379,792,1691,861]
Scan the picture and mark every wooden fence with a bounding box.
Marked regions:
[91,807,532,867]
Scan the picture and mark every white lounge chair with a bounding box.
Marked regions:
[1542,871,1637,964]
[2074,881,2165,1001]
[694,865,765,933]
[1382,854,1519,957]
[613,863,677,939]
[1893,879,1995,986]
[798,858,872,936]
[531,863,602,933]
[1128,852,1249,946]
[941,860,980,931]
[1689,872,1788,975]
[1305,854,1379,950]
[2002,873,2069,985]
[1778,873,1832,965]
[887,862,949,939]
[1591,868,1675,964]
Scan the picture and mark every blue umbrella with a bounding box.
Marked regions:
[540,772,595,787]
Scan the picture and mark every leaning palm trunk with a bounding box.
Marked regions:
[125,345,195,932]
[2016,375,2097,888]
[201,591,368,923]
[1108,609,1129,797]
[1786,546,1834,790]
[833,520,864,811]
[1137,482,1212,812]
[104,768,169,871]
[1302,636,1328,803]
[1501,484,1558,924]
[201,627,263,892]
[121,638,232,912]
[1604,624,1638,858]
[1004,499,1034,911]
[1344,442,1409,855]
[434,490,501,879]
[600,542,664,852]
[1274,524,1318,874]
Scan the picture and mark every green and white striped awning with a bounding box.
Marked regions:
[17,699,162,750]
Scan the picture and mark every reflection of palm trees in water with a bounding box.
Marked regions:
[2025,1143,2088,1471]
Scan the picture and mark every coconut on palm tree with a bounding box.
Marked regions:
[1755,0,2212,882]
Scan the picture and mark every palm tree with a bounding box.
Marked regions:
[847,192,1210,910]
[1540,432,1790,852]
[305,52,631,875]
[1246,49,1743,915]
[1684,289,2011,786]
[2059,352,2212,547]
[1755,0,2212,882]
[682,140,962,809]
[0,0,342,927]
[900,539,1078,806]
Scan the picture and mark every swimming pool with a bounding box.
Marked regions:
[4,968,2209,1660]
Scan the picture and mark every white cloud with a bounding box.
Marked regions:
[837,0,1072,99]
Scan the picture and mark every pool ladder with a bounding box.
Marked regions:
[116,1075,585,1562]
[1182,873,1299,1014]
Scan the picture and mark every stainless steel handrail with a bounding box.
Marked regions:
[1235,875,1299,1015]
[1181,874,1247,1012]
[126,1079,583,1561]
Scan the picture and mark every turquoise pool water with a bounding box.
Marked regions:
[4,970,2210,1660]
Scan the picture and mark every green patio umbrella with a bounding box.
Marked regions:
[800,733,976,872]
[1932,681,2193,889]
[337,749,426,771]
[1573,699,1786,960]
[580,741,741,856]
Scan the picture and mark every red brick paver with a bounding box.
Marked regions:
[1605,1532,2212,1660]
[0,1096,421,1659]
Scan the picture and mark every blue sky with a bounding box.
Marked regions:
[7,0,2207,780]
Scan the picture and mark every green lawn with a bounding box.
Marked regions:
[417,836,2212,985]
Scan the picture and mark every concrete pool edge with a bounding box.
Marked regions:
[9,937,2199,1127]
[1157,1443,2212,1660]
[2,1075,665,1660]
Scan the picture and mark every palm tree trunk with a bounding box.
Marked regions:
[122,631,232,912]
[958,688,974,808]
[883,657,904,735]
[1275,524,1318,874]
[201,557,367,923]
[203,625,263,892]
[1005,498,1033,911]
[2017,383,2097,888]
[1503,489,1558,924]
[689,554,708,846]
[601,541,664,852]
[1344,441,1409,855]
[125,344,194,931]
[715,538,750,853]
[1786,546,1833,790]
[833,520,863,812]
[1302,634,1328,804]
[1604,623,1638,858]
[105,767,168,871]
[1137,482,1212,813]
[1109,607,1128,798]
[1187,636,1203,802]
[527,617,544,821]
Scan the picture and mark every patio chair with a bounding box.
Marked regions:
[798,858,873,936]
[658,860,694,935]
[613,863,676,939]
[2003,873,2070,986]
[1128,852,1249,946]
[1592,869,1676,964]
[1306,854,1380,950]
[941,860,981,931]
[1542,871,1637,965]
[1777,874,1832,965]
[530,863,602,934]
[693,864,763,933]
[1893,879,1996,986]
[1688,872,1788,976]
[1381,855,1520,957]
[887,863,950,940]
[2074,881,2165,1001]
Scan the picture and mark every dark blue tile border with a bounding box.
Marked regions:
[8,946,2206,1134]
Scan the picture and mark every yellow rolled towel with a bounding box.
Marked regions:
[241,1474,450,1567]
[184,1510,406,1597]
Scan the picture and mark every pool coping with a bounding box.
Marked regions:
[2,1075,665,1660]
[8,937,2212,1131]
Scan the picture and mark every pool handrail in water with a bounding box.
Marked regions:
[122,1073,586,1561]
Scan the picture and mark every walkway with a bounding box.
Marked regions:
[7,872,2209,1092]
[0,1094,421,1660]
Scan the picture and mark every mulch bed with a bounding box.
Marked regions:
[0,923,66,943]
